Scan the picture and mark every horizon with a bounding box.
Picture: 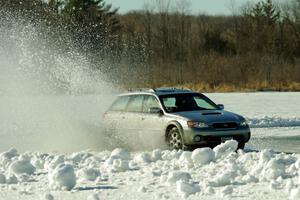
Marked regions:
[105,0,263,15]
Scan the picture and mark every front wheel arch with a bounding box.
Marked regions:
[165,122,186,150]
[164,121,184,142]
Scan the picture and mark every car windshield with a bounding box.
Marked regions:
[159,93,219,113]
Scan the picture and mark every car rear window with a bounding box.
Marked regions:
[143,95,160,113]
[109,96,130,111]
[126,95,144,112]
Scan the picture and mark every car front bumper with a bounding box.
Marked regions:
[182,126,251,146]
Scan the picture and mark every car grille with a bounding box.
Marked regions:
[212,122,238,129]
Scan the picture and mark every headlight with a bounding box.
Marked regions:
[187,121,209,128]
[239,119,248,127]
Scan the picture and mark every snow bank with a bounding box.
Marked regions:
[44,193,54,200]
[32,155,46,170]
[192,148,215,165]
[213,140,238,159]
[1,140,300,199]
[179,151,192,163]
[87,193,100,200]
[0,173,6,184]
[0,148,18,160]
[104,148,132,172]
[161,150,181,160]
[9,156,36,175]
[6,174,18,184]
[48,163,76,190]
[151,149,162,161]
[176,180,200,197]
[105,157,130,172]
[134,152,152,163]
[46,155,65,172]
[166,171,192,185]
[110,148,131,160]
[290,187,300,199]
[70,151,92,164]
[248,116,300,128]
[77,167,101,182]
[0,148,18,168]
[220,186,233,197]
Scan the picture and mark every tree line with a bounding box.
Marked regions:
[1,0,300,91]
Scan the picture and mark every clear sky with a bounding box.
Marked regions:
[105,0,263,15]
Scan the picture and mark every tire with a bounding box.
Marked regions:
[167,127,183,150]
[238,142,245,150]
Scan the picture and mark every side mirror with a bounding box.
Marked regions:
[217,104,224,110]
[149,107,163,115]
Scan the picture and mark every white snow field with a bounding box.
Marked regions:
[0,92,300,200]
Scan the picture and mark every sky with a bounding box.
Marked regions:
[105,0,263,15]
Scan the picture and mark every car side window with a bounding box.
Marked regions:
[127,95,144,112]
[110,96,130,111]
[143,95,160,113]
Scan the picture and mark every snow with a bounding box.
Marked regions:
[166,171,192,185]
[179,151,193,166]
[291,188,300,199]
[76,167,101,182]
[9,156,36,175]
[191,148,215,165]
[110,148,131,160]
[6,174,18,184]
[220,185,233,197]
[213,140,238,159]
[248,116,300,128]
[134,152,152,163]
[0,148,18,160]
[105,153,131,173]
[47,155,65,172]
[0,142,299,199]
[44,193,54,200]
[176,180,200,198]
[48,164,76,190]
[151,149,162,161]
[0,173,6,184]
[0,92,299,199]
[87,193,100,200]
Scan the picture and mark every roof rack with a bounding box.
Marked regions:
[155,87,191,92]
[127,88,156,93]
[156,87,178,90]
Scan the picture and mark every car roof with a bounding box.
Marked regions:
[118,88,198,97]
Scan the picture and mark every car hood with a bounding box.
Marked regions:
[172,110,243,124]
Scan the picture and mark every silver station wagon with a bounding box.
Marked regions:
[103,88,251,150]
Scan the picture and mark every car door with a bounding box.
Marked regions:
[124,95,144,138]
[139,95,166,147]
[104,95,130,134]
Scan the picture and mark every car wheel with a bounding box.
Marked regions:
[168,127,183,150]
[238,142,245,150]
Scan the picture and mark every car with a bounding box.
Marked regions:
[103,88,251,150]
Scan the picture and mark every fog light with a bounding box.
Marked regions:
[194,136,201,142]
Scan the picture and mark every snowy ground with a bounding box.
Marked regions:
[208,92,300,153]
[0,92,300,199]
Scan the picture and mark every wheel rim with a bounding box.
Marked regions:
[169,129,182,149]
